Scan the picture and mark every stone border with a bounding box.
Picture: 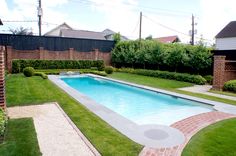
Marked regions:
[49,75,185,148]
[49,74,236,148]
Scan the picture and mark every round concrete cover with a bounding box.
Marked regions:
[144,129,169,140]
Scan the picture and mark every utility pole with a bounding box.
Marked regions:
[191,14,195,45]
[139,12,142,41]
[38,0,43,36]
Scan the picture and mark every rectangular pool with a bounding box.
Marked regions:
[61,76,213,125]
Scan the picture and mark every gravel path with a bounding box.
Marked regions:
[7,103,100,156]
[178,85,236,101]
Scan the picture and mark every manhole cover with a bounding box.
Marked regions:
[144,129,169,140]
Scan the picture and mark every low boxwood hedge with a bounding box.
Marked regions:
[23,67,35,77]
[224,80,236,93]
[34,72,48,79]
[105,66,114,74]
[117,68,207,85]
[12,59,105,73]
[0,108,7,139]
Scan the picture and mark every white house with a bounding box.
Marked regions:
[44,23,72,36]
[44,23,129,41]
[216,21,236,50]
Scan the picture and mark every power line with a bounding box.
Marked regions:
[68,0,192,19]
[143,14,214,43]
[143,14,190,37]
[131,17,140,36]
[2,20,38,23]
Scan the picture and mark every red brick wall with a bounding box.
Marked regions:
[0,46,6,110]
[213,55,236,90]
[6,46,111,72]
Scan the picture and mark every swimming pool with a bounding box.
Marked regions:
[61,76,213,125]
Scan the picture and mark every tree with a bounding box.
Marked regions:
[113,33,121,44]
[166,44,188,72]
[9,27,33,35]
[145,35,153,40]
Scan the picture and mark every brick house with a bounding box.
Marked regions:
[213,21,236,90]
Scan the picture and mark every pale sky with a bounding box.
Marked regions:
[0,0,236,44]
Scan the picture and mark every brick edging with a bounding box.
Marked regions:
[139,111,236,156]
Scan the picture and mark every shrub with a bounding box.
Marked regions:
[12,60,105,73]
[204,75,213,85]
[0,108,7,137]
[223,80,236,93]
[118,68,206,85]
[89,71,107,77]
[105,66,114,74]
[23,67,35,77]
[112,40,212,75]
[34,72,48,79]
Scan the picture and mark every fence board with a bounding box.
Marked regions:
[0,34,115,52]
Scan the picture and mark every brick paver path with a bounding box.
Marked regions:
[7,103,100,156]
[139,111,236,156]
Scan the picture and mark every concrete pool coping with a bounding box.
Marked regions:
[49,74,236,148]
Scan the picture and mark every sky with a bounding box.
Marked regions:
[0,0,236,44]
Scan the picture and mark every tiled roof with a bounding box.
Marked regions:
[216,21,236,38]
[154,35,180,43]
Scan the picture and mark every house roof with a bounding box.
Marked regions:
[216,21,236,38]
[154,35,180,43]
[102,29,116,36]
[44,22,72,36]
[60,29,106,40]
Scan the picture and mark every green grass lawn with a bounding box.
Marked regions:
[108,72,193,89]
[108,72,236,105]
[6,74,142,156]
[182,118,236,156]
[0,118,41,156]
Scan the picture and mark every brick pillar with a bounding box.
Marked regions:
[213,55,226,90]
[94,49,99,60]
[69,48,74,60]
[0,46,6,110]
[6,46,13,73]
[39,47,45,60]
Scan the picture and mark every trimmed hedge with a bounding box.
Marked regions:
[117,68,207,85]
[112,40,212,75]
[35,69,107,77]
[204,75,213,85]
[105,66,114,74]
[0,108,7,138]
[12,59,105,73]
[224,80,236,93]
[23,67,35,77]
[34,72,48,79]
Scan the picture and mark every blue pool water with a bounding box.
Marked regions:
[61,76,213,125]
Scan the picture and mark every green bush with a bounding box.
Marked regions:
[223,80,236,93]
[23,67,35,77]
[105,66,114,74]
[112,40,212,74]
[118,68,207,85]
[0,108,7,137]
[204,75,213,85]
[88,71,107,77]
[12,60,105,73]
[34,72,48,79]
